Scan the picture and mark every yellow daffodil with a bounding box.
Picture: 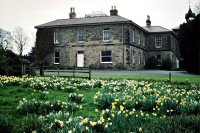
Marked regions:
[111,114,115,118]
[83,118,89,124]
[120,105,124,111]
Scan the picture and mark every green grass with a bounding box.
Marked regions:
[0,85,100,132]
[92,74,200,83]
[0,86,32,114]
[38,71,200,83]
[1,75,200,132]
[77,88,99,119]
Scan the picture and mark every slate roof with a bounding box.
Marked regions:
[143,26,171,33]
[35,15,131,29]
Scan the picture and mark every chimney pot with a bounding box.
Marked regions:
[69,7,76,19]
[110,5,118,16]
[146,15,151,26]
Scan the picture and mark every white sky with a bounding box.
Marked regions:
[0,0,199,54]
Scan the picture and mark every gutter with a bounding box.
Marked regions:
[122,23,124,67]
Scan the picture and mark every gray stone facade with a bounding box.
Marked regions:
[35,7,179,70]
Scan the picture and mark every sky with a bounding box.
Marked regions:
[0,0,199,54]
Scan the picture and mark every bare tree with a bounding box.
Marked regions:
[12,27,29,75]
[0,28,13,50]
[194,2,200,14]
[12,27,29,57]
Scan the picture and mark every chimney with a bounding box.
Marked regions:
[69,7,76,19]
[146,15,151,26]
[110,6,118,16]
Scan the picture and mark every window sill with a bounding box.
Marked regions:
[100,62,112,64]
[155,46,162,48]
[78,41,85,44]
[54,42,60,44]
[54,63,60,65]
[103,40,110,43]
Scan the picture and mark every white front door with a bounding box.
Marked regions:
[77,52,84,67]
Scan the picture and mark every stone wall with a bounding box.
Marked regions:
[146,33,171,51]
[45,23,146,69]
[36,22,178,70]
[145,51,178,70]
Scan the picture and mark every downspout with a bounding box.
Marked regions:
[122,23,124,66]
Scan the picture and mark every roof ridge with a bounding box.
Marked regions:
[35,15,131,29]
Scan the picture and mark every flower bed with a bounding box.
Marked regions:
[0,75,200,132]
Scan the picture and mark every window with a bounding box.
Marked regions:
[143,37,145,47]
[138,33,141,45]
[156,55,162,66]
[77,30,85,42]
[54,31,60,44]
[155,37,162,48]
[138,53,141,65]
[103,29,110,42]
[54,49,60,64]
[132,30,135,42]
[101,51,112,63]
[132,57,135,64]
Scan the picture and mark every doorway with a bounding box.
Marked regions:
[77,51,84,67]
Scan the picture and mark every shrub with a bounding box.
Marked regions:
[17,98,68,115]
[65,102,81,113]
[20,112,85,133]
[19,114,42,133]
[68,93,84,104]
[0,114,13,133]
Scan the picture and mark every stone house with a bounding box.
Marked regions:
[143,16,179,70]
[35,7,179,70]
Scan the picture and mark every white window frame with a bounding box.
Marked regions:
[132,30,135,43]
[77,30,85,43]
[54,49,60,64]
[132,57,135,64]
[100,51,112,63]
[143,37,145,47]
[54,31,60,44]
[138,33,141,45]
[103,29,110,42]
[138,53,141,65]
[155,37,162,48]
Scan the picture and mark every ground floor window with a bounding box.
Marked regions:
[54,49,60,64]
[156,55,162,66]
[101,51,112,63]
[138,53,142,65]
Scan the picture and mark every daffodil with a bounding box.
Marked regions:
[83,118,89,124]
[120,105,124,111]
[138,127,142,132]
[111,114,115,118]
[90,121,97,127]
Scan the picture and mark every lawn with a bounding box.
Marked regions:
[92,74,200,83]
[0,75,200,133]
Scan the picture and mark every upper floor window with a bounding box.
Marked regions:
[103,29,110,42]
[77,30,85,43]
[101,51,112,63]
[138,33,141,45]
[54,49,60,64]
[143,37,145,47]
[54,31,60,44]
[155,36,162,48]
[132,30,135,43]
